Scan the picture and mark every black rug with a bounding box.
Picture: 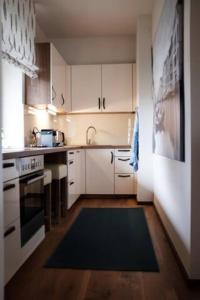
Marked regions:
[45,208,159,271]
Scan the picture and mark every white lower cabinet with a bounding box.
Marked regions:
[68,159,75,181]
[114,149,137,195]
[86,149,114,194]
[3,160,21,285]
[4,218,21,285]
[115,174,137,194]
[115,157,133,174]
[4,178,20,227]
[67,148,136,205]
[75,150,85,195]
[67,180,77,209]
[114,148,131,157]
[67,149,85,209]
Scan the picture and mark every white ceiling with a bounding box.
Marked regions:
[34,0,155,38]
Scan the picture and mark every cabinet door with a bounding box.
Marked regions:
[4,178,20,227]
[4,219,21,284]
[75,150,81,197]
[115,174,137,194]
[102,64,133,112]
[51,44,66,110]
[68,159,75,181]
[115,148,131,157]
[67,180,76,209]
[71,65,101,113]
[80,150,86,194]
[115,157,133,174]
[25,43,51,106]
[64,64,71,112]
[75,149,85,196]
[86,149,114,194]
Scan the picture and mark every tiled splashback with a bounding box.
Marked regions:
[57,113,134,145]
[24,108,56,146]
[24,109,134,146]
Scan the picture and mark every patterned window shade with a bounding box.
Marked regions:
[1,0,38,78]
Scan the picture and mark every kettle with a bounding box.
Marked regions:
[55,131,65,146]
[31,127,41,147]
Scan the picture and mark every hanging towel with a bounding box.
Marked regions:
[130,110,139,172]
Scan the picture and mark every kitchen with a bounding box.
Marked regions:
[1,0,200,299]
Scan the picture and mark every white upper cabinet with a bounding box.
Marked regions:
[65,64,72,112]
[51,44,66,112]
[102,64,133,112]
[71,65,102,113]
[71,63,135,113]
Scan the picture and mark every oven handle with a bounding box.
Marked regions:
[25,174,45,185]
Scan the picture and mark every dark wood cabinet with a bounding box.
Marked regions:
[25,43,71,112]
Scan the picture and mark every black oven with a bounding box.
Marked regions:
[20,170,45,247]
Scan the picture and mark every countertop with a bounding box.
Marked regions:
[2,145,131,159]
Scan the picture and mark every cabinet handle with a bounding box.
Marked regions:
[4,226,16,238]
[69,181,74,186]
[69,161,74,165]
[118,158,130,162]
[52,85,56,102]
[118,175,131,178]
[98,98,101,110]
[3,183,16,192]
[61,94,65,106]
[111,151,114,164]
[103,98,106,110]
[69,152,74,155]
[118,150,130,152]
[3,162,14,168]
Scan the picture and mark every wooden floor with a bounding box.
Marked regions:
[5,198,200,300]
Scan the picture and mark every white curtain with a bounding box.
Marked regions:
[1,0,38,78]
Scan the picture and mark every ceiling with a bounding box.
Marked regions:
[34,0,155,38]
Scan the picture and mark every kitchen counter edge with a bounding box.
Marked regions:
[2,145,131,159]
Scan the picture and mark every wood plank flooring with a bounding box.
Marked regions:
[5,198,200,300]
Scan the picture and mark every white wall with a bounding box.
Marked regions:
[153,0,191,276]
[52,36,136,65]
[136,16,154,202]
[190,0,200,278]
[152,0,165,40]
[0,21,4,299]
[58,113,134,146]
[1,60,24,149]
[36,23,49,43]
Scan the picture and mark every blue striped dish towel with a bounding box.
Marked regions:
[130,110,139,172]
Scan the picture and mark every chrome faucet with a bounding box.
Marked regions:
[86,126,97,145]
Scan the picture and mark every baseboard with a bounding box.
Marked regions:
[79,194,137,199]
[153,204,200,284]
[137,201,153,205]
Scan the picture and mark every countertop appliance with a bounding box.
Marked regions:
[18,155,45,247]
[40,129,65,147]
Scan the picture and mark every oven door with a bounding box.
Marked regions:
[20,171,45,247]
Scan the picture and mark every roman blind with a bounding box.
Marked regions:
[1,0,38,78]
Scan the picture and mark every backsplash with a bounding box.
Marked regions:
[24,107,134,146]
[24,107,58,146]
[57,113,134,145]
